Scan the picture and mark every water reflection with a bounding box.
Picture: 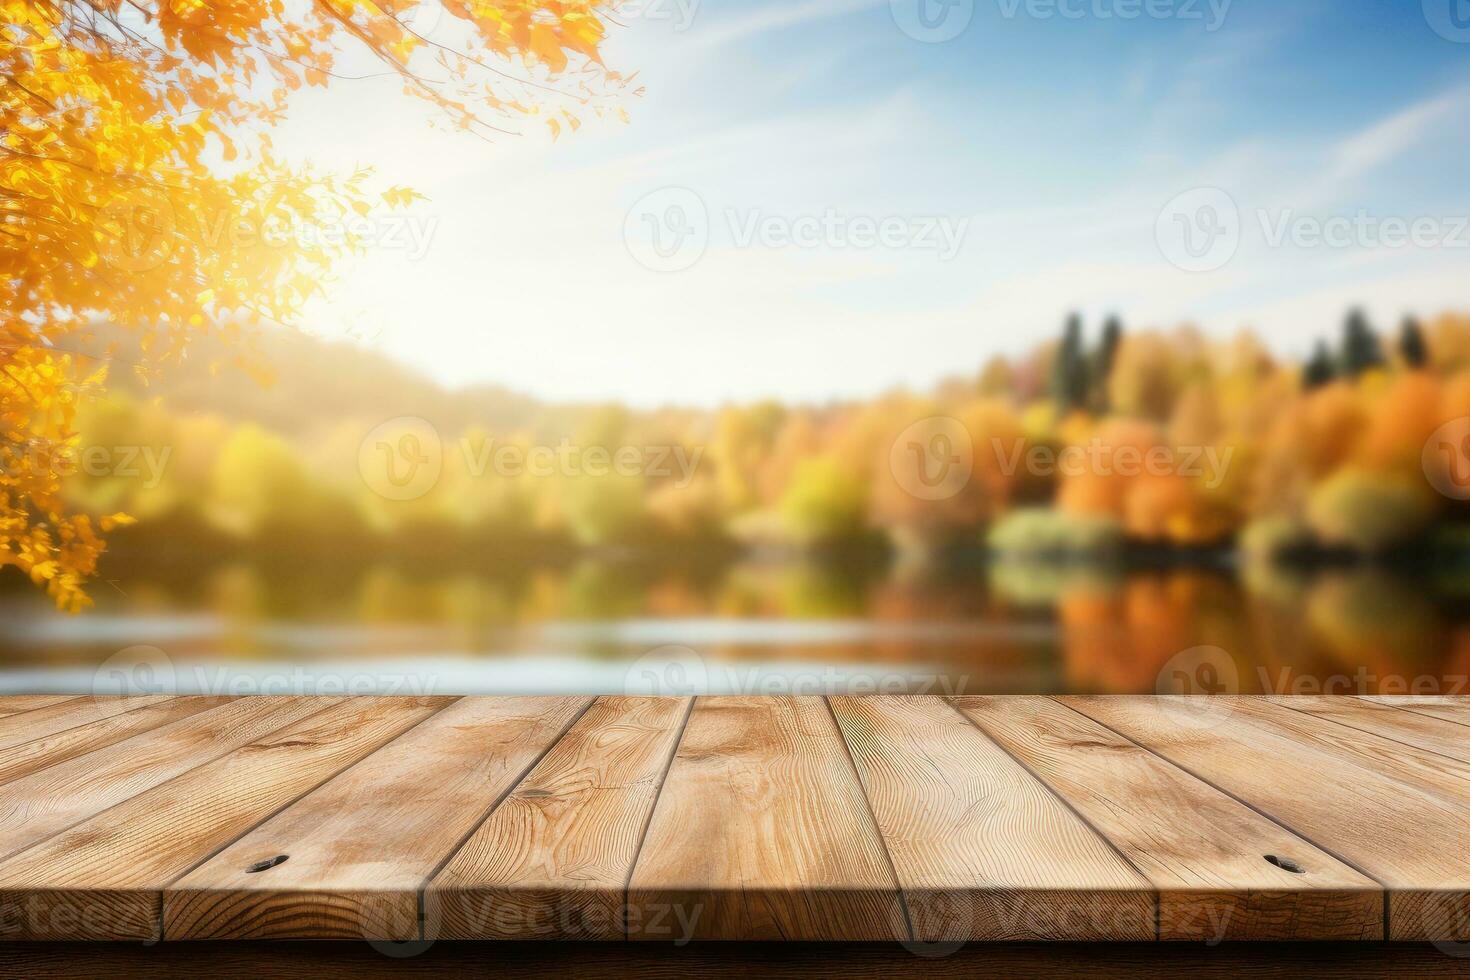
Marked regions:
[1,557,1466,696]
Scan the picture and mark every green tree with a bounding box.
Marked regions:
[779,457,870,547]
[562,472,649,548]
[1302,340,1336,389]
[1092,315,1123,411]
[1051,313,1090,412]
[1306,469,1434,553]
[1340,309,1384,377]
[210,425,320,537]
[1399,316,1429,369]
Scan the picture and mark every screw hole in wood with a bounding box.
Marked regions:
[1264,854,1305,874]
[246,854,289,874]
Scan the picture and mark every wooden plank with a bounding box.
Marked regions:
[0,696,336,863]
[0,696,450,941]
[1216,697,1470,801]
[0,695,77,719]
[1358,695,1470,729]
[0,696,228,786]
[1063,695,1470,942]
[166,696,592,940]
[830,696,1153,942]
[0,695,166,753]
[428,696,691,940]
[952,696,1381,940]
[627,696,907,941]
[1273,696,1470,764]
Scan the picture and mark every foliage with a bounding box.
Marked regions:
[987,507,1124,557]
[1306,468,1435,553]
[1092,315,1122,411]
[1050,312,1089,413]
[1399,316,1428,369]
[2,0,623,608]
[60,310,1470,569]
[1303,341,1336,389]
[1340,308,1384,377]
[1239,515,1314,559]
[779,456,870,547]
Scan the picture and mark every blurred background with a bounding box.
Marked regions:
[5,1,1470,696]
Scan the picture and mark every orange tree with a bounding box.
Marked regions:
[2,1,624,609]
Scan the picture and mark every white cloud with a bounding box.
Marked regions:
[1321,84,1469,193]
[274,26,1470,407]
[686,0,884,52]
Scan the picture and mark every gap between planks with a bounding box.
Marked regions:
[5,696,1466,942]
[620,696,696,941]
[410,697,600,941]
[1041,695,1395,910]
[162,696,471,939]
[1057,696,1470,942]
[942,696,1163,940]
[822,696,918,944]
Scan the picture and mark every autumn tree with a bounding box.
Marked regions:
[1307,469,1434,553]
[976,355,1014,397]
[1108,331,1181,421]
[779,456,870,548]
[2,0,625,608]
[710,402,786,513]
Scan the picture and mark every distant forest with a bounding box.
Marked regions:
[54,310,1470,570]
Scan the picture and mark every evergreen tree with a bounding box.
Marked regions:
[1303,341,1335,389]
[1398,316,1428,368]
[1339,308,1384,377]
[1051,313,1090,413]
[1092,315,1122,412]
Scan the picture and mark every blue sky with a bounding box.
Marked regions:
[279,0,1470,406]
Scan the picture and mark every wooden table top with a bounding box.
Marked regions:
[0,694,1465,944]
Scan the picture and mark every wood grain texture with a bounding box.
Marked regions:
[0,697,165,752]
[1218,697,1470,802]
[0,694,1462,946]
[0,696,333,864]
[429,696,691,940]
[166,696,591,940]
[1063,695,1470,942]
[0,697,228,786]
[0,697,449,941]
[0,696,78,719]
[953,696,1381,940]
[1358,695,1470,729]
[1272,696,1470,764]
[830,696,1153,942]
[627,696,908,941]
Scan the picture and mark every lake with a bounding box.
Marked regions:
[2,557,1466,698]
